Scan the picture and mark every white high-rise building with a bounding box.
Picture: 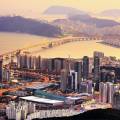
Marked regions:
[99,82,119,104]
[27,55,35,69]
[106,82,114,104]
[70,70,78,91]
[99,82,108,103]
[6,101,31,120]
[35,56,41,70]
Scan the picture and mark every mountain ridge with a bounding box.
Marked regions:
[69,14,120,28]
[99,9,120,18]
[44,6,87,16]
[0,16,62,37]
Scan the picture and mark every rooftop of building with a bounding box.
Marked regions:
[34,90,66,101]
[25,83,55,90]
[20,96,64,105]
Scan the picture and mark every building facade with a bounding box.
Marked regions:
[83,56,89,80]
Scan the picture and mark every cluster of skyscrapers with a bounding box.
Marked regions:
[60,60,92,92]
[8,51,117,93]
[1,51,120,108]
[1,50,120,120]
[17,54,41,70]
[60,52,104,92]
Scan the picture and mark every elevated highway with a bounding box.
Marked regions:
[0,36,101,61]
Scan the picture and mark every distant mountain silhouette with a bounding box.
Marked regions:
[0,16,62,37]
[44,6,87,16]
[33,109,120,120]
[99,9,120,18]
[69,14,120,28]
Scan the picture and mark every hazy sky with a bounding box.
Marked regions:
[0,0,120,18]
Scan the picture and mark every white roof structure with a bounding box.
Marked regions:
[20,96,64,105]
[11,79,18,83]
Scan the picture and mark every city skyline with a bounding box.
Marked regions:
[0,1,120,120]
